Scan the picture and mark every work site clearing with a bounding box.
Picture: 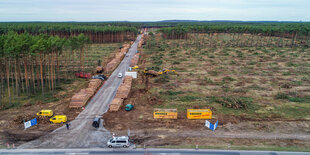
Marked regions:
[0,30,310,151]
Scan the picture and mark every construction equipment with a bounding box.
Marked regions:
[75,72,91,79]
[132,65,139,69]
[143,67,159,77]
[158,69,177,75]
[96,60,104,73]
[96,66,104,73]
[143,68,177,77]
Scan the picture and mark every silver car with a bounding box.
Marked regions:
[107,136,130,148]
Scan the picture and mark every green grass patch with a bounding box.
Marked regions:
[275,92,310,103]
[208,70,219,76]
[273,102,310,119]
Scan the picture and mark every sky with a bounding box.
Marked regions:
[0,0,309,22]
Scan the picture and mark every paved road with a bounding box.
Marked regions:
[2,148,310,155]
[18,35,143,149]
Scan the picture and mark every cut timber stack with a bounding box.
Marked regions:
[109,98,124,112]
[89,79,102,89]
[69,93,91,108]
[69,79,102,108]
[123,76,133,84]
[138,34,144,48]
[80,88,95,96]
[130,53,140,67]
[121,44,130,53]
[106,43,130,73]
[109,76,133,112]
[115,85,131,99]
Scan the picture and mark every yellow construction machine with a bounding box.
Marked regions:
[143,68,177,77]
[158,69,177,75]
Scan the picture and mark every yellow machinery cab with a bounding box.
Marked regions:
[132,65,139,69]
[37,110,53,117]
[50,115,67,124]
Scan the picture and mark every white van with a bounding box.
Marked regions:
[107,136,130,148]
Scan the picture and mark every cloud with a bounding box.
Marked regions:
[0,0,309,21]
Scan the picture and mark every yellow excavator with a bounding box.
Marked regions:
[143,68,177,77]
[158,69,177,75]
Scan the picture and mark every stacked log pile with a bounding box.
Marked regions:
[130,53,140,67]
[109,76,133,112]
[109,98,124,112]
[138,34,145,48]
[106,43,130,73]
[69,79,102,108]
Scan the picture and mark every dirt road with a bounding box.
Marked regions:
[18,35,143,148]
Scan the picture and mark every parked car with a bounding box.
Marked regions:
[118,73,123,78]
[126,54,129,57]
[92,117,101,129]
[107,136,130,148]
[125,104,134,111]
[92,74,107,81]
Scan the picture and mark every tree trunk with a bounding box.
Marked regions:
[23,56,29,94]
[48,54,51,90]
[31,57,36,93]
[56,50,60,86]
[6,60,11,105]
[14,59,19,96]
[39,53,44,96]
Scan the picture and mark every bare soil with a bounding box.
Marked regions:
[102,33,310,150]
[0,80,85,146]
[102,81,310,148]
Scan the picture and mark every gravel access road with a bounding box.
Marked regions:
[18,34,143,148]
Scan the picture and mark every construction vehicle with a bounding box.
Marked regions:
[75,72,91,79]
[132,65,139,69]
[143,67,159,77]
[96,60,104,73]
[143,68,177,77]
[96,66,104,73]
[158,69,177,75]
